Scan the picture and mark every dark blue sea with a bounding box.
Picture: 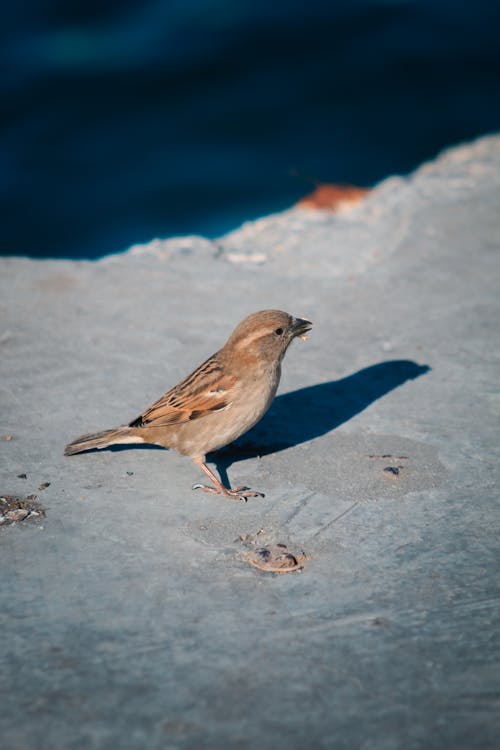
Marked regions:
[2,1,499,258]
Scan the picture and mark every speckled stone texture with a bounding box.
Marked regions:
[1,135,499,750]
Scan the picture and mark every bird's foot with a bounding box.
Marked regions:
[192,461,265,501]
[227,486,265,502]
[192,483,264,502]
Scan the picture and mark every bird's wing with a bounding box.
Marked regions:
[129,355,236,428]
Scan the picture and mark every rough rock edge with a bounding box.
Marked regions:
[80,134,500,275]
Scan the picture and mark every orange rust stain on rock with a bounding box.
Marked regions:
[296,183,370,211]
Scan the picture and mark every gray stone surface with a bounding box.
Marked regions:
[1,135,499,749]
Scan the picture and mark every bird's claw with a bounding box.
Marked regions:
[192,483,264,502]
[192,483,219,494]
[232,486,265,499]
[225,487,265,502]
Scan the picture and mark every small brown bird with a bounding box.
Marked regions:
[65,310,312,500]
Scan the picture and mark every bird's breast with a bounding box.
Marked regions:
[176,364,281,458]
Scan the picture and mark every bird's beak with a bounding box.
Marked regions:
[291,317,313,341]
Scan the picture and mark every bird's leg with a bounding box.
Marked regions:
[191,459,264,502]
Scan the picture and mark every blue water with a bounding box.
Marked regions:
[1,1,499,258]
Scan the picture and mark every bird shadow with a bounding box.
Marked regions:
[209,360,430,486]
[103,360,429,489]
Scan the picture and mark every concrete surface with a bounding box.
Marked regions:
[1,135,499,750]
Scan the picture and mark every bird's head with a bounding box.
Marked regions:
[224,310,312,366]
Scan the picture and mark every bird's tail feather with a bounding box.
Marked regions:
[64,426,142,455]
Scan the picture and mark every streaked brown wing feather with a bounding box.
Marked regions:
[129,354,236,428]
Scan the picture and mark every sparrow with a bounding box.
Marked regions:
[65,310,312,501]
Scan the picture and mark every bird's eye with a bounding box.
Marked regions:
[274,327,284,336]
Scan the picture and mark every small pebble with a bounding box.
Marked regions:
[371,617,390,627]
[0,495,45,527]
[5,509,29,522]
